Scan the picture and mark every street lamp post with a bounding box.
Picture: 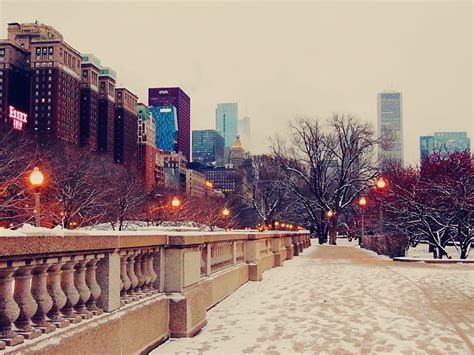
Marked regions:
[357,196,367,245]
[375,177,387,235]
[222,208,230,231]
[29,167,44,227]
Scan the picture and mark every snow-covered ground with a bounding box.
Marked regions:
[406,242,473,260]
[153,240,474,354]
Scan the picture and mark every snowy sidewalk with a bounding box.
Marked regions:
[152,240,474,354]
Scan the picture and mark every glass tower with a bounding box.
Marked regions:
[192,130,225,167]
[378,91,403,168]
[216,103,238,148]
[150,105,178,152]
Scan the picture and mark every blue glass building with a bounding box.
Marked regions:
[192,130,225,167]
[216,103,238,148]
[420,136,434,159]
[150,105,177,152]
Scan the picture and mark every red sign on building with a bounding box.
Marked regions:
[9,106,28,131]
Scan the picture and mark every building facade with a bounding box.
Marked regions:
[192,129,225,167]
[162,151,188,191]
[377,91,403,168]
[79,54,101,150]
[150,105,177,152]
[114,88,138,167]
[202,167,238,194]
[137,103,157,191]
[420,135,434,160]
[186,169,207,197]
[7,22,82,145]
[0,40,30,130]
[216,102,238,148]
[97,67,116,157]
[229,134,246,168]
[148,87,190,161]
[420,132,471,160]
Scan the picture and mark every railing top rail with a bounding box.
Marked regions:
[0,234,168,259]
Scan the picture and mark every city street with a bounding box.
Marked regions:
[154,240,474,354]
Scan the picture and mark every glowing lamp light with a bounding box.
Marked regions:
[275,221,280,227]
[327,210,334,218]
[358,196,367,207]
[222,208,230,217]
[171,197,181,208]
[376,177,387,190]
[29,167,44,187]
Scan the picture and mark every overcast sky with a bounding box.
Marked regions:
[1,0,472,165]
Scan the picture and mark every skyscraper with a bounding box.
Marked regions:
[148,87,190,160]
[238,116,251,150]
[79,54,101,150]
[114,88,138,167]
[137,103,157,191]
[97,67,116,157]
[192,129,225,167]
[8,22,82,145]
[0,40,30,130]
[216,103,238,148]
[377,91,403,168]
[150,105,177,152]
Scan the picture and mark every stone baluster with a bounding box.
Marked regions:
[46,260,69,328]
[13,261,42,339]
[120,253,131,303]
[126,254,139,300]
[134,253,145,295]
[85,255,104,315]
[31,258,55,334]
[140,251,151,293]
[0,263,24,346]
[60,258,82,323]
[74,258,92,320]
[0,340,5,350]
[147,251,158,293]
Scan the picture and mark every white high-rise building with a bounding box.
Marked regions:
[377,91,403,168]
[216,103,238,148]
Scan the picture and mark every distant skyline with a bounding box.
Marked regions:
[1,0,472,165]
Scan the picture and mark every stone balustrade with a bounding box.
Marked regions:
[0,230,310,354]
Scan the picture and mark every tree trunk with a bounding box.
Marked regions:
[328,217,338,245]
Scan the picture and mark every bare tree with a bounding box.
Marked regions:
[41,144,115,229]
[0,130,36,225]
[108,170,148,231]
[237,155,291,227]
[272,115,381,244]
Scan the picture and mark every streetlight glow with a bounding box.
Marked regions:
[222,208,230,217]
[327,210,334,218]
[171,197,181,208]
[29,167,44,187]
[358,196,367,207]
[376,177,387,190]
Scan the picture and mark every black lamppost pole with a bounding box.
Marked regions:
[29,167,44,227]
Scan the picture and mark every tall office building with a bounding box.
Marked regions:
[238,116,251,150]
[7,22,82,145]
[150,105,177,152]
[377,91,403,168]
[97,67,116,157]
[114,88,138,167]
[216,103,238,148]
[137,103,157,190]
[420,132,470,160]
[0,40,30,129]
[79,54,101,150]
[148,87,190,160]
[192,129,225,167]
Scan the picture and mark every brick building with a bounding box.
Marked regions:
[98,67,116,157]
[114,88,138,168]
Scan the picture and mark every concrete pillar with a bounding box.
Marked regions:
[96,252,121,312]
